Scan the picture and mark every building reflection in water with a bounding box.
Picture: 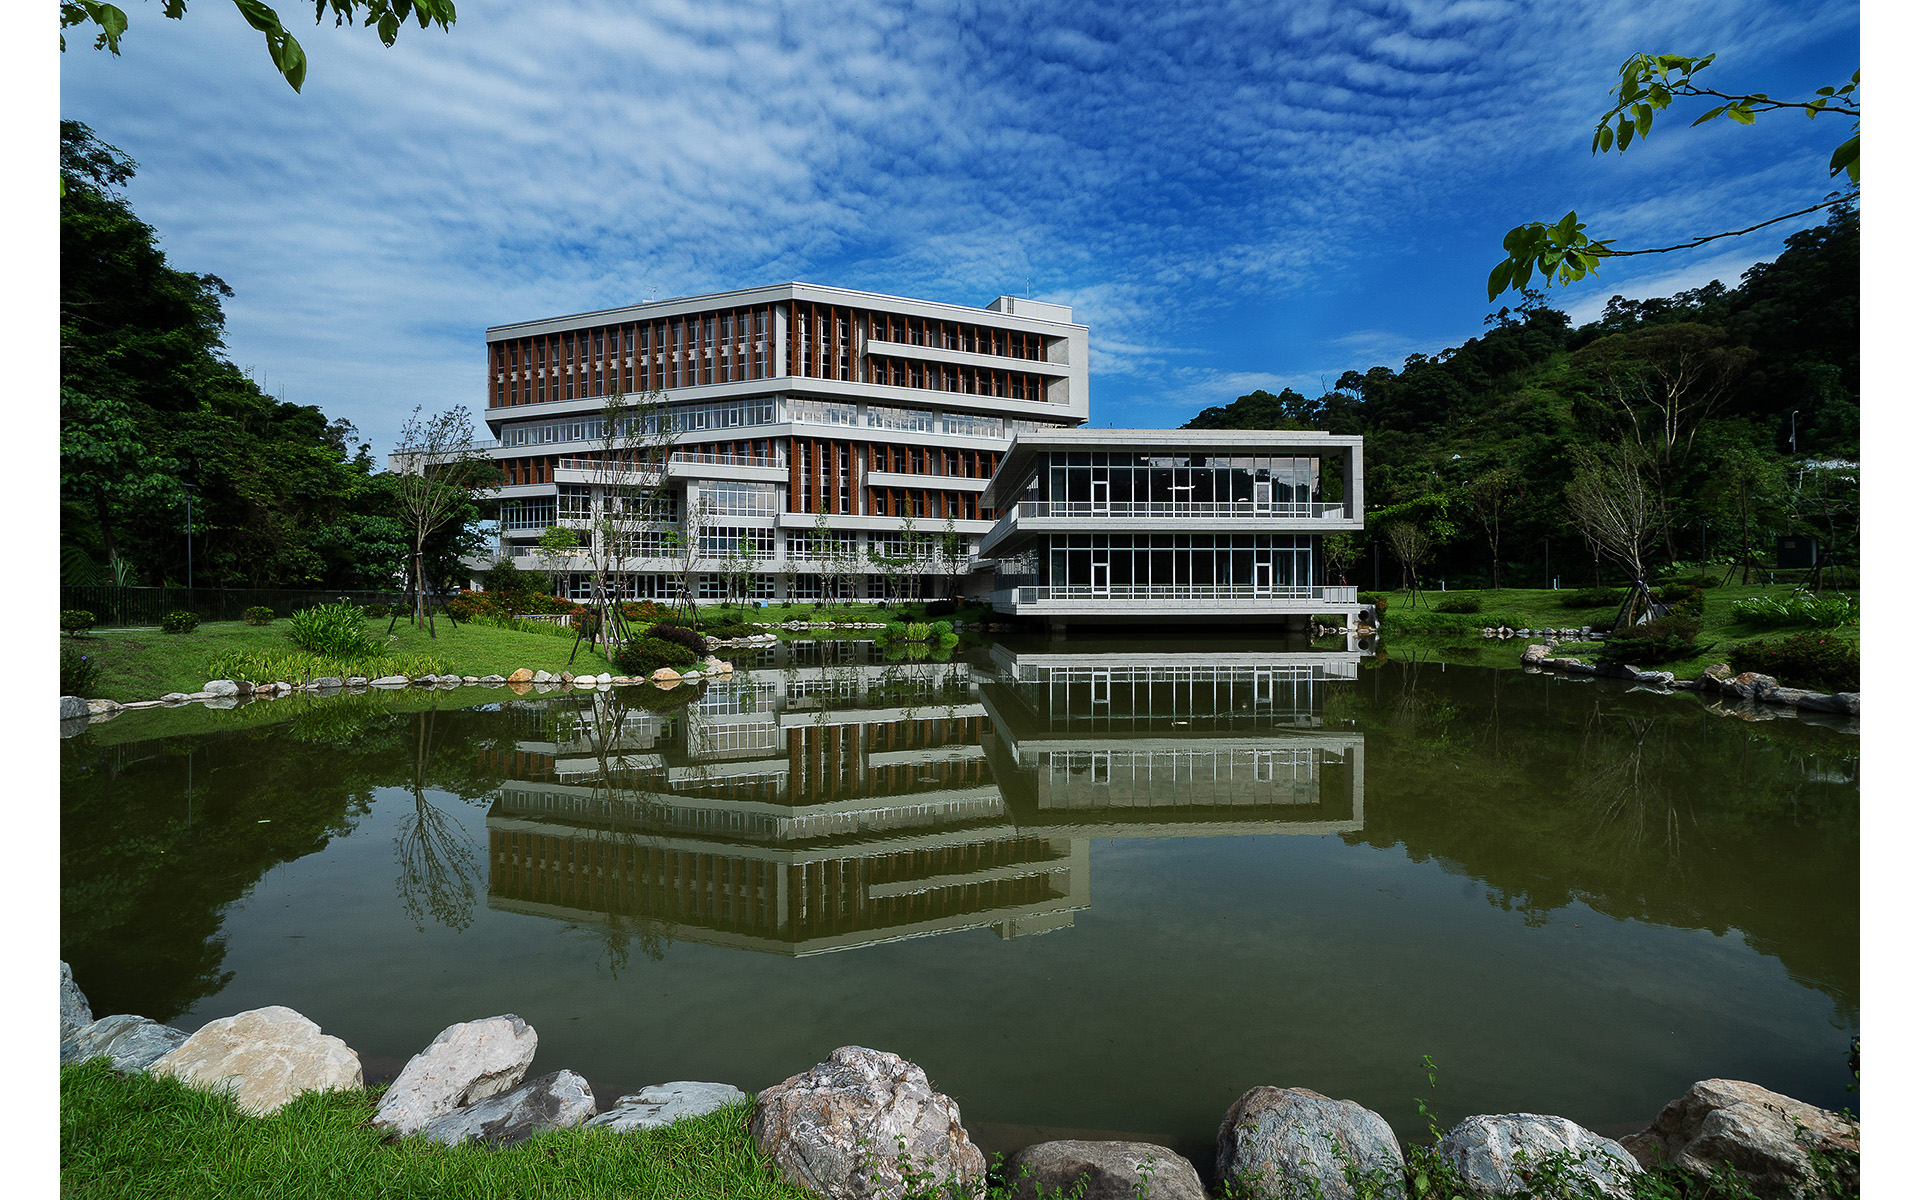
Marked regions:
[483,640,1366,955]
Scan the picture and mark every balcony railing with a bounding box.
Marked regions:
[553,451,780,473]
[1012,500,1349,520]
[999,584,1361,606]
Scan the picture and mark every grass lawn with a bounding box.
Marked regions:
[60,1060,809,1200]
[71,617,623,703]
[1376,583,1861,688]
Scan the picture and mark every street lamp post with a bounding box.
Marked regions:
[1790,410,1799,455]
[183,483,196,609]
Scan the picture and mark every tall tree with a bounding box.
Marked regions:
[389,406,497,630]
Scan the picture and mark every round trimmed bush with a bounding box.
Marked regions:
[242,606,275,626]
[160,610,200,634]
[61,609,97,636]
[645,622,707,655]
[614,637,698,676]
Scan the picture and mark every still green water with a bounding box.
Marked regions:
[60,636,1858,1159]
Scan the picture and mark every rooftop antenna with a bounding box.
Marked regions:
[1025,275,1030,299]
[648,285,658,302]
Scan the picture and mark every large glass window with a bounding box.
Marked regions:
[1030,532,1315,594]
[700,481,782,517]
[788,398,859,427]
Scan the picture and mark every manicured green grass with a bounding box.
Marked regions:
[1378,583,1861,688]
[61,1059,811,1200]
[73,617,624,703]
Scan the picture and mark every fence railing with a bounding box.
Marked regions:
[1014,500,1349,520]
[998,584,1360,607]
[59,586,410,627]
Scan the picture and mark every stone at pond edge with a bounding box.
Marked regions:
[150,1005,362,1116]
[650,667,682,683]
[1437,1113,1640,1199]
[1007,1140,1205,1200]
[60,962,92,1039]
[587,1081,747,1132]
[418,1069,596,1147]
[751,1045,985,1200]
[204,679,240,697]
[1217,1086,1405,1200]
[61,1013,190,1072]
[60,696,88,720]
[507,668,534,683]
[370,675,409,687]
[371,1014,539,1137]
[1618,1079,1857,1200]
[311,677,344,690]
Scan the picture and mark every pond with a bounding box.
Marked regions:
[60,635,1858,1159]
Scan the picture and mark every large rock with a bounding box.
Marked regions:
[1437,1113,1640,1199]
[371,1014,538,1137]
[587,1081,747,1132]
[750,1046,985,1200]
[150,1005,362,1115]
[60,696,88,720]
[60,962,92,1039]
[61,1013,190,1072]
[203,679,240,697]
[1618,1079,1857,1199]
[507,668,534,684]
[1007,1140,1205,1200]
[418,1069,596,1147]
[1218,1086,1405,1200]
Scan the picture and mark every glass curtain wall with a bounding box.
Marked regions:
[1034,452,1322,516]
[1036,533,1316,595]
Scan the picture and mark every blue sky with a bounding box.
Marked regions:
[51,0,1860,454]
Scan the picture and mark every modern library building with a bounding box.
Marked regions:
[476,282,1365,627]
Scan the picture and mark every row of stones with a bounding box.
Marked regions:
[1518,645,1860,715]
[58,656,739,723]
[60,965,1854,1200]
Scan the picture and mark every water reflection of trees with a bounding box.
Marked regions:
[61,692,516,1021]
[1346,659,1859,1013]
[394,708,482,933]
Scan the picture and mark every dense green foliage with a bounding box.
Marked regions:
[160,610,200,634]
[62,609,98,635]
[61,644,101,695]
[644,623,709,656]
[284,601,383,658]
[60,121,489,593]
[1187,208,1858,595]
[613,637,698,676]
[1728,633,1859,692]
[1731,590,1857,629]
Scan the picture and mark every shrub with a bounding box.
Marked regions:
[882,621,908,642]
[1731,590,1857,629]
[613,637,698,676]
[924,599,959,619]
[1668,572,1720,589]
[242,605,275,626]
[1658,583,1706,618]
[61,644,100,695]
[705,622,754,641]
[1560,587,1624,609]
[1596,615,1709,666]
[286,601,381,658]
[645,623,707,655]
[160,610,200,634]
[206,649,450,683]
[904,622,932,641]
[61,609,97,636]
[929,620,953,637]
[1729,633,1859,691]
[1432,595,1481,614]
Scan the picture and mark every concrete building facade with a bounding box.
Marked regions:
[480,283,1089,602]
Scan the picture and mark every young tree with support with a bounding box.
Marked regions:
[569,390,678,664]
[389,406,497,636]
[1566,442,1665,630]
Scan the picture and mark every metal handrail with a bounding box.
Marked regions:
[1013,500,1349,520]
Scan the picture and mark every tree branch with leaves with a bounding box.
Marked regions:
[1490,52,1859,300]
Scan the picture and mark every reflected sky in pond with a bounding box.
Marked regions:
[60,638,1857,1153]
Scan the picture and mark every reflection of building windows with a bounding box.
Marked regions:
[1091,753,1110,785]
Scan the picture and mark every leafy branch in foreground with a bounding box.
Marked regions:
[1489,52,1860,300]
[60,0,457,93]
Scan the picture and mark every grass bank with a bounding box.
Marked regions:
[60,1059,808,1200]
[1376,583,1860,688]
[68,618,623,703]
[68,602,991,703]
